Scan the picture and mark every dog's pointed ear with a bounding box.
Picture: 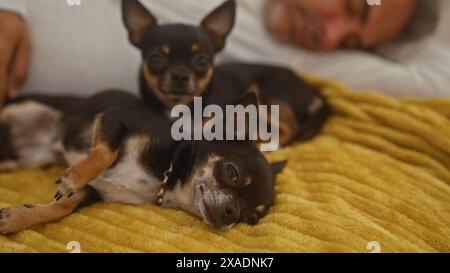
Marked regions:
[270,160,287,177]
[201,0,236,52]
[122,0,157,47]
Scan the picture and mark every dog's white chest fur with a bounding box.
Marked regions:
[88,136,161,204]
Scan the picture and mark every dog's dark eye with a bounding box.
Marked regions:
[192,54,210,72]
[225,162,240,185]
[148,53,168,70]
[246,214,259,225]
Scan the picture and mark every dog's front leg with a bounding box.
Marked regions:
[54,143,118,200]
[0,187,98,234]
[54,115,119,200]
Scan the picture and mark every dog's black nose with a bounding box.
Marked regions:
[219,200,239,226]
[170,69,190,88]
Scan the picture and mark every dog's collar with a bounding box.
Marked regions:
[156,141,197,206]
[156,163,173,206]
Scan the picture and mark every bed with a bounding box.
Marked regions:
[1,75,449,253]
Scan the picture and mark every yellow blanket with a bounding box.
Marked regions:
[1,77,449,253]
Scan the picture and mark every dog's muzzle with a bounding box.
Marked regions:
[196,183,239,229]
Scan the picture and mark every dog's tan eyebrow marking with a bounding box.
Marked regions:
[160,45,171,55]
[255,205,266,213]
[243,177,252,186]
[308,97,324,114]
[192,43,200,53]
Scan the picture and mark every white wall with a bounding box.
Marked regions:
[434,0,450,45]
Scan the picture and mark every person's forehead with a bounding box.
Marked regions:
[361,0,416,47]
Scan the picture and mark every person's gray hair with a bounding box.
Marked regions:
[396,0,441,42]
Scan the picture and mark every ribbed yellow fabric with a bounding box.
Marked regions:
[1,76,449,253]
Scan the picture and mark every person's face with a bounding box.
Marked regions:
[265,0,416,52]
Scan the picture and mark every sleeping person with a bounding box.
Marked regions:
[0,0,448,106]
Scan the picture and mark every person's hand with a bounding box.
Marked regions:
[0,10,31,108]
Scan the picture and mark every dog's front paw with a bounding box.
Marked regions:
[0,208,22,234]
[55,171,78,200]
[0,205,41,234]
